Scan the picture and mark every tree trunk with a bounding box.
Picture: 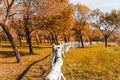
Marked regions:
[49,35,52,44]
[24,15,33,54]
[0,23,22,63]
[79,31,84,48]
[47,35,51,44]
[90,38,92,45]
[89,36,92,45]
[68,35,70,42]
[64,35,68,43]
[90,40,92,45]
[55,34,58,45]
[0,36,1,41]
[104,36,108,47]
[3,37,7,43]
[0,36,1,42]
[28,36,33,54]
[38,34,42,44]
[25,26,33,54]
[35,33,39,45]
[96,40,98,44]
[18,34,22,46]
[51,33,56,44]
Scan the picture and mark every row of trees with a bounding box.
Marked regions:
[0,0,120,63]
[88,9,120,47]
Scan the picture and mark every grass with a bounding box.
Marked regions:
[62,44,120,80]
[0,41,52,80]
[0,41,120,80]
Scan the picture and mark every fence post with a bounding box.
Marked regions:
[45,44,66,80]
[45,42,96,80]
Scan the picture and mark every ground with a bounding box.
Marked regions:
[63,44,120,80]
[0,41,120,80]
[0,41,52,80]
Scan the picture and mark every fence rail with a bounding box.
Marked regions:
[45,42,97,80]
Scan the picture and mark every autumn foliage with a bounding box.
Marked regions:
[0,0,120,63]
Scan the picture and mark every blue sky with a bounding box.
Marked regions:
[69,0,120,12]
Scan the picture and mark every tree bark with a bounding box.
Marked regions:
[79,31,84,48]
[25,26,33,54]
[96,40,98,44]
[0,23,22,63]
[90,39,92,45]
[35,33,39,45]
[89,37,92,45]
[55,34,58,45]
[49,34,52,44]
[0,36,1,42]
[68,35,70,42]
[64,35,68,43]
[43,34,46,43]
[24,15,33,54]
[46,37,50,43]
[38,34,42,44]
[18,34,22,46]
[104,36,108,47]
[51,33,56,44]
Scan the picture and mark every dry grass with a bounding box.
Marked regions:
[62,44,120,80]
[0,42,120,80]
[0,41,52,80]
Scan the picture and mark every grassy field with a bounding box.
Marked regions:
[0,41,120,80]
[63,44,120,80]
[0,41,52,80]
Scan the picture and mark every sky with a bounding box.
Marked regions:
[69,0,120,12]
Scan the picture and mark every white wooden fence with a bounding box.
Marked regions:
[45,42,97,80]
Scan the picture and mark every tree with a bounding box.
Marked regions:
[9,17,25,46]
[0,28,2,47]
[14,0,38,54]
[36,0,74,44]
[72,4,90,48]
[0,0,22,63]
[60,4,74,43]
[13,0,70,52]
[109,30,120,42]
[85,25,103,45]
[88,9,120,47]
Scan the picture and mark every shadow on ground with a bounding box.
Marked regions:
[0,51,39,58]
[16,54,50,80]
[1,44,52,48]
